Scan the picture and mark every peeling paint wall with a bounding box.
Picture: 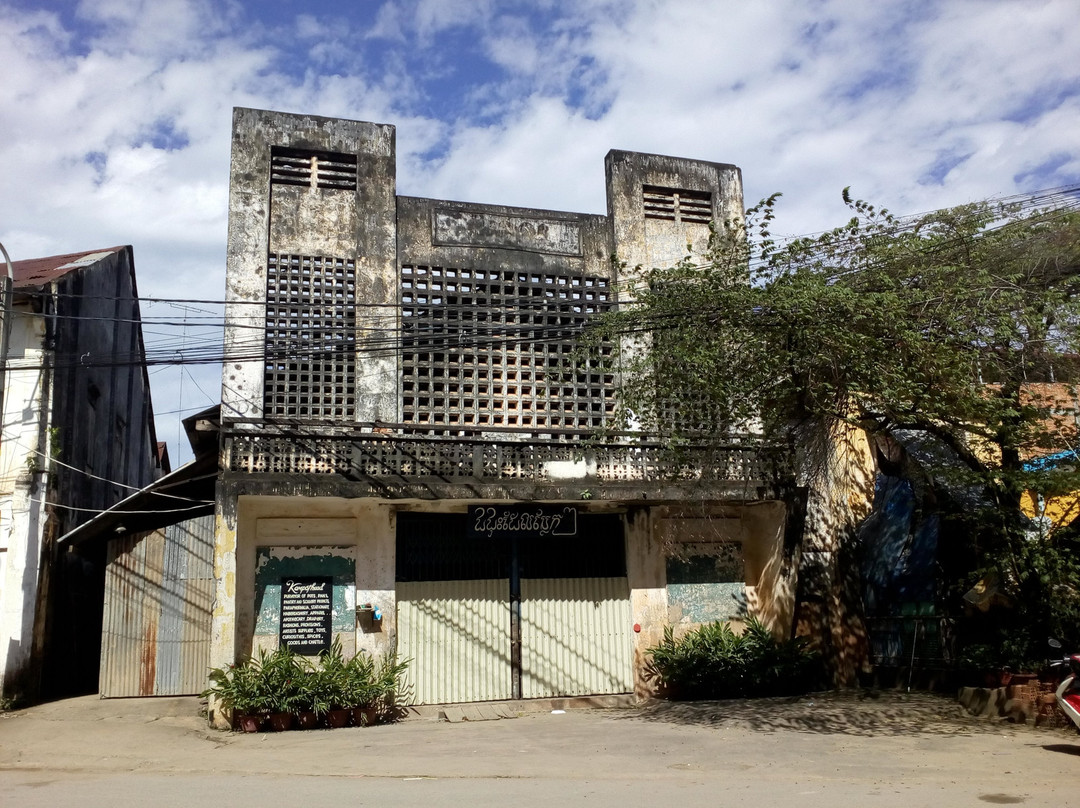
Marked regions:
[252,545,356,657]
[666,546,747,623]
[656,502,791,635]
[792,418,877,685]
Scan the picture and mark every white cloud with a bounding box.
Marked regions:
[411,0,494,39]
[2,0,1079,461]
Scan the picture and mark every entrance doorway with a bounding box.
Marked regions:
[396,511,633,704]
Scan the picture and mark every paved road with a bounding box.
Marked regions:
[1,691,1077,807]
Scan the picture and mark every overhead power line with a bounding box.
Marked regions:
[1,185,1074,374]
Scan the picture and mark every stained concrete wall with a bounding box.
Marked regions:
[656,502,791,634]
[222,108,398,425]
[230,498,396,664]
[397,196,612,280]
[213,108,797,715]
[214,495,778,709]
[605,149,743,279]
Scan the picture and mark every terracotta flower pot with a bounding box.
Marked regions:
[296,711,320,730]
[326,708,351,729]
[268,711,294,732]
[352,705,379,727]
[236,713,263,733]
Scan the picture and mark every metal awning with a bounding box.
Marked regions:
[57,453,217,547]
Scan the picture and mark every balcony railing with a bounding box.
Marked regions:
[222,425,792,486]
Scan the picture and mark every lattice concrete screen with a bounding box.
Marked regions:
[264,253,357,419]
[400,265,615,431]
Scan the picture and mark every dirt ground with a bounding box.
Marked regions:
[1,689,1077,807]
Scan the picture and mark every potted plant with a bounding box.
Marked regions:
[295,658,336,729]
[343,649,377,726]
[202,656,267,732]
[258,645,305,731]
[369,653,411,724]
[318,639,352,728]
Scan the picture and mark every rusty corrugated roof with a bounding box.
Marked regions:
[8,246,128,288]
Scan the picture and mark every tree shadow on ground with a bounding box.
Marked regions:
[1041,743,1080,756]
[610,690,1045,737]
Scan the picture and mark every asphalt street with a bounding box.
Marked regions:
[1,690,1077,807]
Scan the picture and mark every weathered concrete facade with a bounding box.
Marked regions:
[212,108,796,723]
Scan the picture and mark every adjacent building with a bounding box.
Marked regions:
[210,108,799,722]
[0,246,163,701]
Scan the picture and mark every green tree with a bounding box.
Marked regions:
[588,189,1080,661]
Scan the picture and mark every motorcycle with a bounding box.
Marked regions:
[1048,639,1080,731]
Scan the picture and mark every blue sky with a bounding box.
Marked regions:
[3,0,1079,462]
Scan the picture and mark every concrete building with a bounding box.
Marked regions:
[0,246,164,702]
[211,108,798,720]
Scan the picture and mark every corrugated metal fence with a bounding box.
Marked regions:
[99,515,215,697]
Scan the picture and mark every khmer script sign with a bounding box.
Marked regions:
[467,504,579,539]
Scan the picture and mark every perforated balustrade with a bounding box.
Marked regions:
[400,265,616,432]
[264,254,357,420]
[224,430,791,486]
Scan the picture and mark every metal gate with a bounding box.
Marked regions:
[519,520,632,698]
[99,515,215,697]
[396,514,512,704]
[396,511,631,704]
[520,577,633,698]
[397,579,512,703]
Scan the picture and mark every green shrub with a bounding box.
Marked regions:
[372,652,410,711]
[203,644,307,717]
[204,642,411,723]
[257,644,307,713]
[341,648,410,711]
[648,617,822,700]
[343,648,377,708]
[312,638,349,712]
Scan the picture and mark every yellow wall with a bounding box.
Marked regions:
[1021,489,1080,537]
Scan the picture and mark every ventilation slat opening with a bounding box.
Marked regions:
[642,184,713,224]
[271,147,359,191]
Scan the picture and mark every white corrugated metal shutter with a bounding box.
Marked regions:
[520,576,633,698]
[396,578,512,704]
